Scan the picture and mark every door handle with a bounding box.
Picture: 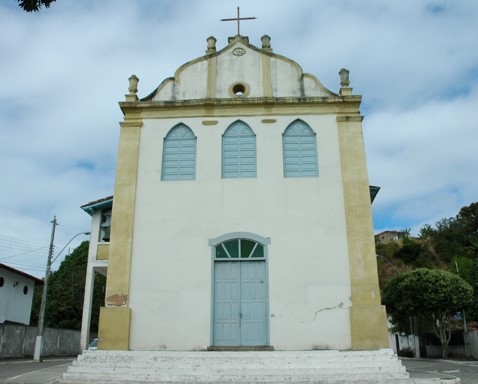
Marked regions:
[240,313,243,319]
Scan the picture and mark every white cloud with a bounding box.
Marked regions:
[366,86,478,233]
[0,0,477,275]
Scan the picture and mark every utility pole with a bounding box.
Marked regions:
[33,216,57,362]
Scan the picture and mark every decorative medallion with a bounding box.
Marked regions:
[232,47,246,56]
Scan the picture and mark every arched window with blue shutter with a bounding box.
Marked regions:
[222,121,256,178]
[161,123,197,180]
[282,119,318,177]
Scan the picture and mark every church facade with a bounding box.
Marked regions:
[80,34,388,351]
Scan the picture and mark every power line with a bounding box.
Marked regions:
[2,261,45,272]
[0,234,49,261]
[0,204,88,233]
[0,245,50,261]
[0,240,48,254]
[0,204,51,223]
[0,234,47,248]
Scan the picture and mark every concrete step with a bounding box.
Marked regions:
[69,361,405,370]
[59,377,449,383]
[65,367,408,376]
[74,351,400,366]
[73,351,401,367]
[76,349,397,359]
[59,349,455,384]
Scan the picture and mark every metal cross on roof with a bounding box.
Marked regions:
[220,6,256,36]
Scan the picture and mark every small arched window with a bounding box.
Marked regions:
[282,119,318,177]
[215,239,265,259]
[161,124,197,180]
[222,121,256,178]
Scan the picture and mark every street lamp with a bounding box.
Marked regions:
[376,254,401,274]
[33,217,90,362]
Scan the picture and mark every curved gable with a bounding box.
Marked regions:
[143,35,336,102]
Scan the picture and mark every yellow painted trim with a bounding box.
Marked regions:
[337,117,389,349]
[261,119,277,124]
[98,307,131,350]
[206,56,217,99]
[104,120,142,308]
[336,115,363,123]
[202,120,218,126]
[350,305,389,350]
[96,243,109,260]
[261,54,272,97]
[120,99,362,121]
[340,87,353,96]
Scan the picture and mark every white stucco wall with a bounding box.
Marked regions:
[215,43,263,98]
[0,267,36,325]
[128,114,352,350]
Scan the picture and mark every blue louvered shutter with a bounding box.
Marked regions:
[283,120,318,177]
[222,121,256,178]
[161,124,196,180]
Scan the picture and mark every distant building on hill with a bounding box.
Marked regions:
[375,230,406,244]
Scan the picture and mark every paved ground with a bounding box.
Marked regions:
[401,358,478,383]
[0,359,73,384]
[1,356,478,383]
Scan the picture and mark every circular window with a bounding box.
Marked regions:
[0,277,4,287]
[23,285,28,295]
[231,83,248,97]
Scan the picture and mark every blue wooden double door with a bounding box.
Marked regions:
[213,261,267,346]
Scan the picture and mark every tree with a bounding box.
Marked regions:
[418,224,435,240]
[469,258,478,319]
[382,268,472,358]
[30,241,105,332]
[457,202,478,256]
[16,0,55,12]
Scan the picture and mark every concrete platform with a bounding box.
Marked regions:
[59,349,459,383]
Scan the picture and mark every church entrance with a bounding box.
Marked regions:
[211,237,269,347]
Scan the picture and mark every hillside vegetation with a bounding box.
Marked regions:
[376,202,478,322]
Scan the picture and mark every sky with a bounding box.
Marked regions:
[1,0,477,277]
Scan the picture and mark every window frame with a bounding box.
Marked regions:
[161,123,197,181]
[222,120,257,179]
[282,119,319,178]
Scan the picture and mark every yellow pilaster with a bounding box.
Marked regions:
[98,307,131,351]
[206,56,217,99]
[337,115,389,350]
[98,119,142,350]
[261,54,272,97]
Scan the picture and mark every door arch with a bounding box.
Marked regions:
[209,233,271,347]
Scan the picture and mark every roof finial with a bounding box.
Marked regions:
[339,68,350,87]
[221,6,256,36]
[339,68,352,96]
[126,74,139,102]
[206,36,217,54]
[261,35,272,52]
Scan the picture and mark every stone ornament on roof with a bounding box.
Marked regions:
[126,74,139,102]
[206,36,217,54]
[339,68,350,87]
[339,68,353,96]
[232,47,246,56]
[129,75,139,94]
[261,35,272,52]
